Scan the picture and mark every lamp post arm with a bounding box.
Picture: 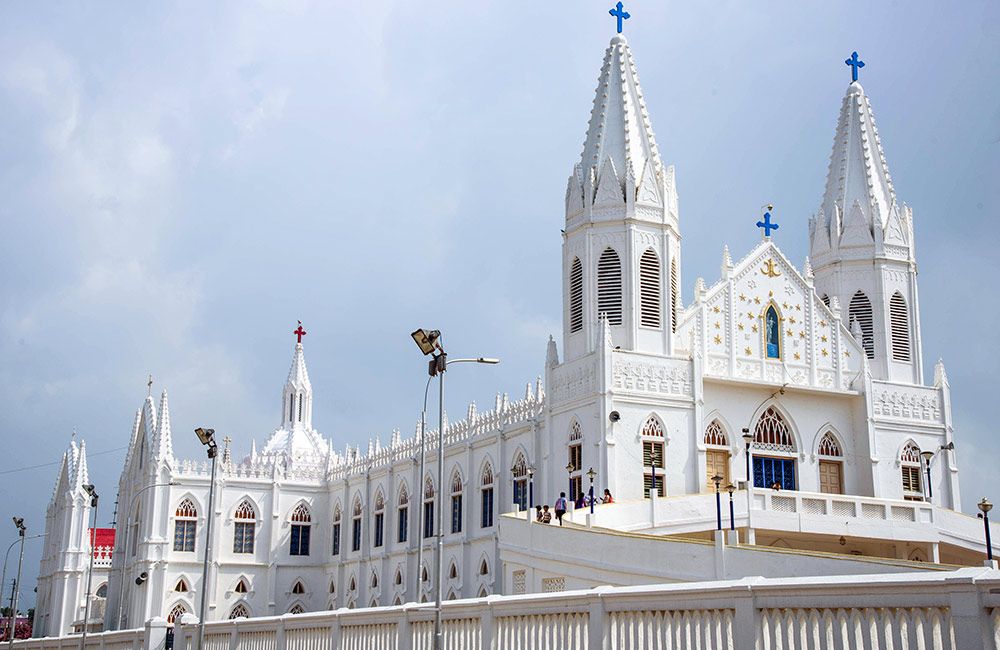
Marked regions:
[116,482,173,630]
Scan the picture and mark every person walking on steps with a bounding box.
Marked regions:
[554,492,568,526]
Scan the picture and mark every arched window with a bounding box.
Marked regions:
[229,603,249,620]
[752,408,796,490]
[397,486,409,544]
[670,258,678,332]
[167,603,187,624]
[96,583,108,598]
[233,500,255,554]
[329,580,335,594]
[901,442,923,500]
[704,420,727,446]
[481,463,494,528]
[370,571,378,588]
[332,503,341,556]
[765,305,781,359]
[511,454,529,511]
[639,248,661,328]
[568,420,583,499]
[373,491,385,549]
[423,477,435,539]
[451,470,464,534]
[817,432,843,495]
[351,497,363,552]
[480,558,489,576]
[235,579,248,594]
[394,569,403,586]
[569,257,584,333]
[849,291,874,359]
[817,433,842,457]
[290,504,311,556]
[597,247,623,325]
[292,581,305,595]
[289,604,305,615]
[173,499,197,552]
[890,292,910,361]
[703,420,730,491]
[174,579,188,592]
[641,417,665,497]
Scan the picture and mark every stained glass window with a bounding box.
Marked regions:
[765,305,780,359]
[753,456,796,490]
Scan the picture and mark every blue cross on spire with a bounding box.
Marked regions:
[845,51,865,82]
[609,2,630,34]
[757,210,779,238]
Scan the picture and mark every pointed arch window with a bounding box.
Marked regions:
[351,497,363,552]
[167,603,187,624]
[292,581,305,595]
[289,604,305,615]
[890,292,910,361]
[229,603,249,620]
[481,463,494,529]
[290,504,311,556]
[901,442,923,500]
[397,487,409,544]
[703,420,727,447]
[597,247,623,325]
[173,499,197,552]
[394,569,403,586]
[233,500,255,554]
[639,248,661,328]
[568,420,583,499]
[641,417,665,497]
[704,420,730,491]
[174,579,188,593]
[235,579,248,594]
[451,471,464,534]
[849,291,875,359]
[423,477,435,539]
[373,492,385,549]
[752,407,796,490]
[289,394,294,424]
[765,305,781,359]
[817,433,842,457]
[569,257,584,333]
[511,454,528,512]
[331,503,341,556]
[670,258,679,332]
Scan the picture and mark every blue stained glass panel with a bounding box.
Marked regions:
[753,457,796,490]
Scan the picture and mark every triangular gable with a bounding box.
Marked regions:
[840,200,874,247]
[636,158,662,207]
[593,158,624,207]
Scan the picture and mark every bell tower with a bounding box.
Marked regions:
[809,53,923,384]
[562,33,681,362]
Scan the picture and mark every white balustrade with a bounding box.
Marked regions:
[13,568,1000,650]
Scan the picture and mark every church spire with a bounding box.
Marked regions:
[152,389,174,462]
[817,69,898,242]
[579,34,662,204]
[282,322,313,430]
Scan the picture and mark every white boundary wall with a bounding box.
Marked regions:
[16,567,1000,649]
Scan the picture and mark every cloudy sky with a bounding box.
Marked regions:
[0,2,996,608]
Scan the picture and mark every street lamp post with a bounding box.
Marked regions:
[411,329,498,650]
[565,463,574,503]
[920,450,934,501]
[711,476,723,531]
[1,532,44,642]
[80,486,99,650]
[741,429,753,486]
[416,375,433,603]
[979,498,993,562]
[527,466,535,511]
[194,428,219,650]
[648,451,661,499]
[726,484,736,531]
[586,468,597,515]
[115,483,175,630]
[6,519,25,648]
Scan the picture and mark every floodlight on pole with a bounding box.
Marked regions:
[196,429,220,650]
[979,498,994,562]
[920,450,935,500]
[80,486,99,650]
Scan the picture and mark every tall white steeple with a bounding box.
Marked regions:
[563,34,681,360]
[261,324,328,463]
[810,54,923,384]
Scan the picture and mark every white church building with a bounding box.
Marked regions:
[32,29,992,639]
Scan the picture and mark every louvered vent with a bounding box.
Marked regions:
[821,294,830,307]
[670,258,678,332]
[569,257,583,333]
[597,248,623,325]
[639,248,661,328]
[889,292,910,361]
[849,291,874,359]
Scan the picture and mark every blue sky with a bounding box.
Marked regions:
[0,2,997,608]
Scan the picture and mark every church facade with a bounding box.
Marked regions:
[33,32,969,638]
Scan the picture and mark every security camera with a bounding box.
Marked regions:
[135,572,148,586]
[609,411,621,423]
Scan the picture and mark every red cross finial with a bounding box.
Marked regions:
[294,321,307,344]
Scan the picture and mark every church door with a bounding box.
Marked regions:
[705,450,730,491]
[818,460,843,494]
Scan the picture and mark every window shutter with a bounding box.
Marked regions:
[889,292,910,361]
[670,259,678,332]
[849,291,875,359]
[597,248,623,325]
[639,248,661,328]
[569,257,584,333]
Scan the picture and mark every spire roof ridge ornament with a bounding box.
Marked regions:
[579,30,660,195]
[818,55,897,236]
